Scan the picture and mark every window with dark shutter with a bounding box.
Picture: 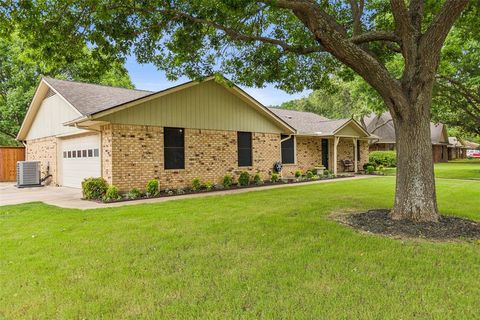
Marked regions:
[237,132,252,167]
[164,127,185,169]
[281,135,295,164]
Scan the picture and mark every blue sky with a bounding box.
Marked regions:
[125,56,310,106]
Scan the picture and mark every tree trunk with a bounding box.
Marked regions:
[391,101,439,222]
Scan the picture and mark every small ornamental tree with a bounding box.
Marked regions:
[6,0,473,222]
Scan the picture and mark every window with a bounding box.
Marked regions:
[77,150,82,158]
[72,151,76,158]
[68,151,71,158]
[237,132,252,167]
[82,150,87,157]
[357,140,361,161]
[93,149,99,157]
[281,134,295,164]
[88,149,93,157]
[63,151,67,158]
[164,127,185,169]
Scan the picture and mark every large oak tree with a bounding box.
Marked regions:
[4,0,473,221]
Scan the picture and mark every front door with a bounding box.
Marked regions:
[322,139,329,170]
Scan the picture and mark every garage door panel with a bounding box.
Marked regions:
[60,135,101,188]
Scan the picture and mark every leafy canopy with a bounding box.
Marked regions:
[0,31,133,143]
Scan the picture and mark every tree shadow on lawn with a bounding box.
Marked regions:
[333,209,480,242]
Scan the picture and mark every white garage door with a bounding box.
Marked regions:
[60,134,101,188]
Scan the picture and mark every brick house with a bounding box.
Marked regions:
[17,77,372,191]
[364,112,450,163]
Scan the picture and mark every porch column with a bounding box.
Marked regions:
[333,136,340,175]
[353,138,358,173]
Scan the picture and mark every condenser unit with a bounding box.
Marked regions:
[16,161,41,187]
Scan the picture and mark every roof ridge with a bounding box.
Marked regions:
[43,76,154,93]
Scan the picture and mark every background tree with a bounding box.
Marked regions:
[0,32,134,145]
[4,0,474,222]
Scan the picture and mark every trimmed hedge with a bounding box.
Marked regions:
[369,151,396,168]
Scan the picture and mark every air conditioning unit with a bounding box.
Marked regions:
[17,161,41,187]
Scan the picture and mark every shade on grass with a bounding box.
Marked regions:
[383,159,480,180]
[1,177,479,319]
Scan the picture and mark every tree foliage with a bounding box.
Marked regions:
[0,32,133,143]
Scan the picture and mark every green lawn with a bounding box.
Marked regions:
[383,158,480,180]
[1,177,480,319]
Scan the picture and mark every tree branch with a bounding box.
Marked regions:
[350,31,400,44]
[420,0,469,68]
[158,9,324,55]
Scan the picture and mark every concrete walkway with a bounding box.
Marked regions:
[0,175,374,210]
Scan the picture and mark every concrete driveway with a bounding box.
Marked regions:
[0,182,105,209]
[0,175,375,210]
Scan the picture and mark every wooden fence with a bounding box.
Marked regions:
[0,146,25,182]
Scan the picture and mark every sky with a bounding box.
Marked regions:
[125,56,310,106]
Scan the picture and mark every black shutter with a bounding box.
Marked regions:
[357,140,361,161]
[237,132,252,166]
[164,127,185,169]
[281,135,295,164]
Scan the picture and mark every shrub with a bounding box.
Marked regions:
[82,177,108,200]
[176,188,185,195]
[271,173,279,182]
[103,185,121,202]
[363,162,376,171]
[214,183,224,190]
[223,175,233,188]
[238,172,250,186]
[126,188,142,200]
[323,169,331,176]
[192,178,202,191]
[365,165,375,174]
[294,170,302,178]
[312,175,320,180]
[145,179,159,197]
[203,182,214,191]
[306,170,314,179]
[369,151,396,168]
[253,174,262,185]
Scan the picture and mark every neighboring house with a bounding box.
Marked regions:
[364,112,450,163]
[463,140,480,158]
[447,137,467,160]
[17,77,372,191]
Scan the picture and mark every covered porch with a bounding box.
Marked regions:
[296,119,374,175]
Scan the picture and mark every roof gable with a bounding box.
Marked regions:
[92,79,294,134]
[17,79,84,140]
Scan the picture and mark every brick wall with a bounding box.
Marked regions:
[283,136,322,176]
[432,145,448,163]
[25,136,57,185]
[101,124,371,191]
[103,124,283,191]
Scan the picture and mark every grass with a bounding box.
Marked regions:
[383,158,480,180]
[1,178,479,318]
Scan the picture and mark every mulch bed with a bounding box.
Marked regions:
[342,209,480,241]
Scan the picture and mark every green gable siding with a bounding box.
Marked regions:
[97,81,285,133]
[335,123,367,137]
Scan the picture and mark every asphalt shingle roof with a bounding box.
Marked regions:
[268,108,350,135]
[364,112,449,145]
[44,77,154,116]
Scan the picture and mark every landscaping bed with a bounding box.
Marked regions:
[343,209,480,241]
[88,173,355,204]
